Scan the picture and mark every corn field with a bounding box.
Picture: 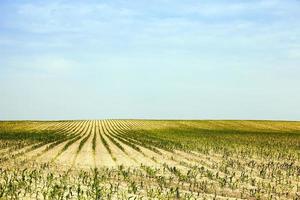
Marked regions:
[0,120,299,199]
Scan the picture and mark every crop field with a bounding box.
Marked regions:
[0,120,299,199]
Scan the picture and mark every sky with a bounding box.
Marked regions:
[0,0,300,120]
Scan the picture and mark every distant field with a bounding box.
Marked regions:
[0,120,299,199]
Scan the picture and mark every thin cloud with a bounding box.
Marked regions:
[5,56,78,75]
[0,0,300,120]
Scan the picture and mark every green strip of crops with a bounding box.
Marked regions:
[0,122,66,142]
[0,130,65,142]
[127,121,300,159]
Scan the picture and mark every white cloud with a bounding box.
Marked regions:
[183,0,299,17]
[14,1,139,33]
[2,0,300,67]
[31,56,74,72]
[288,49,300,59]
[5,55,78,75]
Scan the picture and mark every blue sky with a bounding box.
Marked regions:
[0,0,300,120]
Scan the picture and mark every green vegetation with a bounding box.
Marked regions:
[0,120,299,199]
[0,122,65,142]
[126,121,300,159]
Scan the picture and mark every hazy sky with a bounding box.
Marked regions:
[0,0,300,120]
